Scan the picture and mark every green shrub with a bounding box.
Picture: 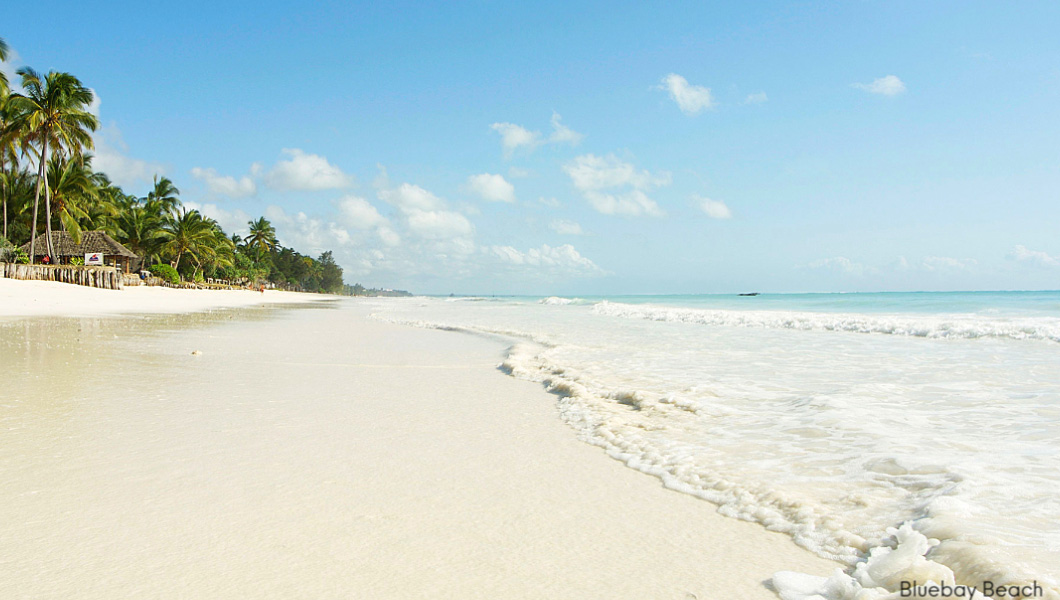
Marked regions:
[70,257,85,266]
[0,237,13,262]
[13,248,30,264]
[149,263,181,284]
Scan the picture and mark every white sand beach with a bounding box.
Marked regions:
[0,280,840,598]
[0,278,332,318]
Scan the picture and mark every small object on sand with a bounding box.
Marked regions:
[191,350,203,356]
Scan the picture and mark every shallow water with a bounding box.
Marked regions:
[368,292,1060,597]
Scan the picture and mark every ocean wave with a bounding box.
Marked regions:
[591,301,1060,343]
[538,296,587,305]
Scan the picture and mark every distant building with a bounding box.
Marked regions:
[20,231,139,272]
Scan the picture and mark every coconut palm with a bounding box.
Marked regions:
[8,68,98,262]
[45,154,120,245]
[144,175,180,217]
[1,168,36,244]
[0,37,9,94]
[0,91,19,239]
[159,208,222,272]
[243,216,277,259]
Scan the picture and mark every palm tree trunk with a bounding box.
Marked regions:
[44,152,55,260]
[29,141,46,263]
[1,155,7,240]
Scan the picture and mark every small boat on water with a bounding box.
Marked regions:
[738,292,760,296]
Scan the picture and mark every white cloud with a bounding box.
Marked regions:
[405,209,474,239]
[264,148,353,191]
[467,173,516,203]
[183,201,253,237]
[696,196,732,219]
[485,243,604,277]
[807,256,870,276]
[583,190,664,217]
[190,167,257,199]
[853,75,906,96]
[919,256,977,272]
[744,92,768,105]
[1,47,23,93]
[659,73,715,114]
[265,205,356,253]
[1009,245,1060,268]
[508,167,531,179]
[490,113,583,157]
[86,88,101,117]
[92,123,166,189]
[563,153,670,217]
[549,219,584,235]
[537,196,560,208]
[548,112,584,145]
[490,122,542,157]
[335,195,387,230]
[379,182,446,212]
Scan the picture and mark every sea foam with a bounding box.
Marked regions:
[366,295,1060,599]
[591,300,1060,343]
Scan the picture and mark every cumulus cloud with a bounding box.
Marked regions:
[190,167,257,199]
[490,122,542,157]
[467,173,516,203]
[744,92,768,105]
[92,123,167,189]
[485,243,604,277]
[379,182,446,212]
[695,196,732,219]
[549,219,585,235]
[405,209,474,239]
[853,75,906,96]
[548,112,584,145]
[659,73,715,114]
[264,148,353,191]
[335,195,387,230]
[265,205,355,254]
[183,201,253,237]
[807,256,870,276]
[1009,245,1060,268]
[490,112,583,157]
[537,197,561,208]
[919,256,977,272]
[1,46,23,93]
[563,153,670,217]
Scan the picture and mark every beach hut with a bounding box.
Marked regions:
[20,231,139,272]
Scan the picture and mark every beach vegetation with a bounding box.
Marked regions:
[8,68,99,263]
[0,38,352,294]
[148,263,180,284]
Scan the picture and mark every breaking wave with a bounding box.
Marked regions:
[591,301,1060,343]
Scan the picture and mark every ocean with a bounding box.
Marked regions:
[363,291,1060,597]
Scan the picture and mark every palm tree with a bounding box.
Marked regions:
[0,37,9,94]
[159,208,219,271]
[243,216,277,260]
[144,175,180,217]
[8,68,98,262]
[0,92,19,240]
[45,154,113,245]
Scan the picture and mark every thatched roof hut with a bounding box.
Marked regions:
[20,231,139,271]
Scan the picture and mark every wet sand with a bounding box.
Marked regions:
[0,294,840,599]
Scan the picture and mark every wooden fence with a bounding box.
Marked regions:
[0,263,123,290]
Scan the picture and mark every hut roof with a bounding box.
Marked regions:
[20,231,138,259]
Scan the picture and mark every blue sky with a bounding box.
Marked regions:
[4,1,1060,294]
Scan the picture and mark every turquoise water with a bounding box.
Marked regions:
[374,291,1060,596]
[451,290,1060,317]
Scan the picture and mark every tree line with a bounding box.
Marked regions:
[0,36,344,294]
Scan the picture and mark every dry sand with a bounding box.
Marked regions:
[0,277,331,318]
[0,280,841,598]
